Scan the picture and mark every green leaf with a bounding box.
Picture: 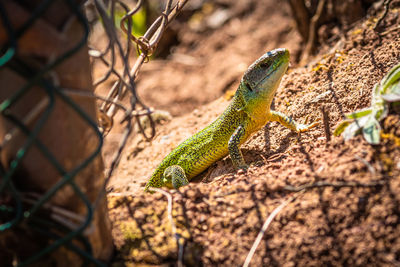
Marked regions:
[342,116,369,141]
[345,108,372,119]
[376,103,389,122]
[362,117,381,144]
[338,62,400,144]
[334,120,351,136]
[342,121,359,141]
[387,82,400,95]
[393,83,400,94]
[381,93,400,102]
[115,7,147,38]
[372,83,381,102]
[382,63,400,94]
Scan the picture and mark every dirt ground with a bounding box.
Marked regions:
[100,0,400,266]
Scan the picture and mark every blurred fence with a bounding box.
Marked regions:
[0,0,188,265]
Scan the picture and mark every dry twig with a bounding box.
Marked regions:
[374,0,393,31]
[151,188,184,267]
[320,105,331,144]
[243,177,385,266]
[243,192,303,267]
[283,179,385,192]
[301,0,326,62]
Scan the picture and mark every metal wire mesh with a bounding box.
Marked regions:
[0,0,188,265]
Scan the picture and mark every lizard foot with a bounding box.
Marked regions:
[237,164,249,173]
[296,121,319,133]
[296,116,320,133]
[163,165,189,189]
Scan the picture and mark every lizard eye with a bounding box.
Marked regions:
[259,63,270,69]
[244,82,253,91]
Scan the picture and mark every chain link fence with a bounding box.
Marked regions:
[0,0,188,265]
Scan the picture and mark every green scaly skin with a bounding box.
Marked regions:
[145,48,318,191]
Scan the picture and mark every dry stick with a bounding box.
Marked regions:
[61,88,154,120]
[106,0,189,120]
[354,155,376,176]
[320,105,331,144]
[301,0,326,63]
[243,177,385,266]
[89,48,131,89]
[243,192,303,267]
[283,179,385,192]
[61,88,128,113]
[61,87,129,135]
[21,194,96,235]
[287,0,310,41]
[374,0,393,31]
[380,25,400,36]
[151,188,184,267]
[0,98,49,150]
[99,0,189,142]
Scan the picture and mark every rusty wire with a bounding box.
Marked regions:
[0,0,189,264]
[87,0,189,207]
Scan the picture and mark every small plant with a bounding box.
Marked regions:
[334,62,400,144]
[116,7,147,38]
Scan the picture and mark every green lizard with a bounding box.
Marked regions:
[145,48,318,191]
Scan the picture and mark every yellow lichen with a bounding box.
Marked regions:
[334,50,347,64]
[312,62,329,72]
[119,221,143,241]
[381,132,400,147]
[346,62,355,71]
[107,195,133,209]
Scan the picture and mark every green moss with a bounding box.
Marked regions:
[120,221,143,241]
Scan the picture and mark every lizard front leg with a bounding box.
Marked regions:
[163,165,189,189]
[270,110,318,133]
[228,125,248,170]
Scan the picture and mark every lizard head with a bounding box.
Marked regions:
[239,48,290,108]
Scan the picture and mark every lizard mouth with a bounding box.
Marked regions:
[256,68,274,87]
[255,60,287,89]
